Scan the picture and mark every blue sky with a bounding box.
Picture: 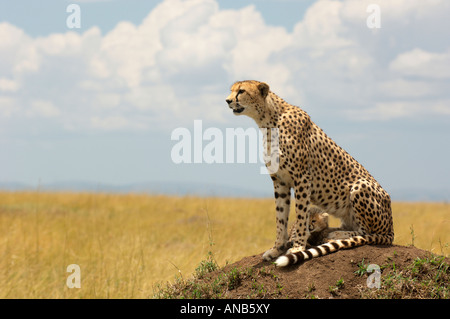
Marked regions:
[1,0,449,200]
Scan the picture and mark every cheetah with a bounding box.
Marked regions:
[287,207,331,248]
[305,207,330,247]
[226,80,394,267]
[288,206,330,248]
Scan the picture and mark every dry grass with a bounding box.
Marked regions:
[0,191,448,298]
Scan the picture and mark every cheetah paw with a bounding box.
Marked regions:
[262,247,283,261]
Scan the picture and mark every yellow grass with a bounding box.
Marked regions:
[0,191,448,298]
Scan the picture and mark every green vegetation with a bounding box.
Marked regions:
[154,263,272,299]
[360,254,449,299]
[328,278,345,296]
[354,258,370,276]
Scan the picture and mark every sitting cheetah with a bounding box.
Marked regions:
[226,80,394,267]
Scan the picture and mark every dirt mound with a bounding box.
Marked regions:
[157,245,449,299]
[223,245,438,298]
[222,245,449,299]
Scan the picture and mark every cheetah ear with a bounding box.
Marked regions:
[322,213,329,222]
[258,82,269,99]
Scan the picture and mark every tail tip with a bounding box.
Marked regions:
[274,255,289,267]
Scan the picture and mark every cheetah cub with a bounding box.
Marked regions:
[306,208,330,247]
[287,207,330,248]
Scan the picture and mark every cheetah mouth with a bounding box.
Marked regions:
[233,107,245,114]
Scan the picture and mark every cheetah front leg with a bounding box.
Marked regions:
[262,179,291,261]
[285,183,311,254]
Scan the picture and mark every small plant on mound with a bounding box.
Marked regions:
[153,250,221,299]
[328,278,345,297]
[354,258,370,276]
[195,251,219,279]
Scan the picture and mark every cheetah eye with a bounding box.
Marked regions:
[238,89,245,94]
[311,220,316,224]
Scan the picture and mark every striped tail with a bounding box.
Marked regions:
[274,235,369,267]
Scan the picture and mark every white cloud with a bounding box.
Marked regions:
[1,0,450,137]
[0,77,19,92]
[389,48,450,79]
[28,100,60,118]
[92,93,122,109]
[90,116,141,131]
[0,22,39,75]
[0,96,18,118]
[348,99,450,121]
[294,0,353,52]
[376,79,440,99]
[349,101,419,121]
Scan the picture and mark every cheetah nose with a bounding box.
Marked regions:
[226,99,232,105]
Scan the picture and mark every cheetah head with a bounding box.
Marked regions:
[309,211,329,233]
[226,80,269,118]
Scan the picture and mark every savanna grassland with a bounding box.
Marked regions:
[0,191,448,298]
